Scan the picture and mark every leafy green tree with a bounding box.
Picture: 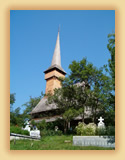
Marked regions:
[10,93,43,126]
[10,106,24,126]
[22,93,43,120]
[69,58,112,123]
[10,93,17,125]
[36,120,47,130]
[48,56,113,130]
[69,58,96,85]
[87,70,112,123]
[11,107,25,126]
[10,93,16,105]
[107,33,115,90]
[104,33,115,125]
[10,93,25,126]
[10,93,16,112]
[47,79,86,133]
[102,33,115,125]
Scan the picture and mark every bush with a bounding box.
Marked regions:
[46,119,64,131]
[96,126,115,136]
[36,120,47,130]
[75,122,85,135]
[55,130,62,136]
[75,122,96,136]
[75,122,115,136]
[36,120,63,137]
[10,126,29,136]
[10,126,21,134]
[85,123,97,135]
[96,127,107,136]
[106,126,115,136]
[30,119,36,126]
[21,130,30,136]
[40,129,54,137]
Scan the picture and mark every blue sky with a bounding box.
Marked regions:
[10,10,115,112]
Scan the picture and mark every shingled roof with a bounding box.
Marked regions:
[30,97,57,114]
[31,81,86,114]
[44,64,66,74]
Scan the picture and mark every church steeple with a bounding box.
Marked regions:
[44,29,66,94]
[51,30,61,67]
[44,29,66,74]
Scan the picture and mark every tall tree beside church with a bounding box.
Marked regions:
[10,93,24,126]
[103,33,115,125]
[22,93,43,120]
[48,58,111,131]
[107,33,115,91]
[69,58,112,123]
[10,93,16,111]
[10,93,16,125]
[10,93,43,126]
[48,78,86,133]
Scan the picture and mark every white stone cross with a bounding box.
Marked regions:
[98,117,104,123]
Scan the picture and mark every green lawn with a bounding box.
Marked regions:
[10,135,114,150]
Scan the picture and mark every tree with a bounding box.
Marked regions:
[48,58,112,132]
[10,107,24,126]
[22,93,43,120]
[87,68,112,124]
[69,58,96,85]
[10,93,17,125]
[69,58,112,123]
[107,33,115,90]
[10,93,43,126]
[47,79,86,133]
[104,33,115,126]
[10,93,16,112]
[10,94,24,126]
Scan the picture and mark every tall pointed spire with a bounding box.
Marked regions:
[44,28,66,74]
[51,30,61,67]
[44,27,66,94]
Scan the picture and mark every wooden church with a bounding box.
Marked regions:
[30,30,92,124]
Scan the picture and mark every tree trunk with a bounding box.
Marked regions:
[68,121,70,130]
[82,113,84,122]
[92,106,96,123]
[64,121,67,134]
[93,108,96,124]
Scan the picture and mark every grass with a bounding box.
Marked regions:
[10,135,114,150]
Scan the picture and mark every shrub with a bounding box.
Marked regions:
[10,126,29,136]
[75,122,85,135]
[55,130,62,136]
[40,129,48,137]
[40,129,54,137]
[21,130,30,136]
[85,123,97,135]
[75,122,115,136]
[37,120,47,130]
[106,126,115,136]
[75,122,96,136]
[46,119,64,131]
[10,126,22,134]
[30,119,36,126]
[96,127,107,136]
[96,126,115,136]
